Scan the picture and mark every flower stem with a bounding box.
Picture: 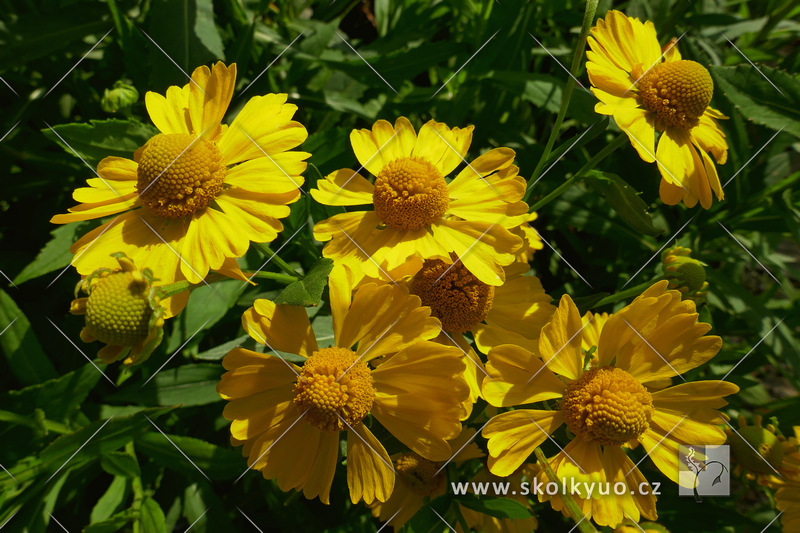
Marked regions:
[529,132,626,212]
[126,441,143,533]
[253,242,302,277]
[595,280,656,308]
[534,447,599,533]
[526,0,599,197]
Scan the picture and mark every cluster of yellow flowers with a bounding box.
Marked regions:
[51,10,750,531]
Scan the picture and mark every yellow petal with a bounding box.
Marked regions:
[214,188,293,244]
[537,294,585,382]
[310,168,374,206]
[482,344,565,407]
[218,93,307,166]
[371,341,468,460]
[412,119,473,176]
[188,62,236,139]
[693,113,728,164]
[145,84,191,135]
[484,409,563,477]
[51,195,141,223]
[347,423,394,504]
[350,117,416,177]
[182,207,250,280]
[615,107,657,164]
[225,152,308,194]
[303,430,339,504]
[244,299,318,357]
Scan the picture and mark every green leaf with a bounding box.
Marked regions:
[4,363,102,421]
[90,476,129,524]
[107,365,223,407]
[101,451,141,478]
[583,171,663,237]
[710,64,800,138]
[42,119,158,167]
[457,495,532,520]
[139,497,167,533]
[147,0,225,89]
[0,288,57,386]
[181,280,247,338]
[135,433,243,480]
[14,220,101,284]
[274,258,334,307]
[195,334,249,360]
[84,512,132,533]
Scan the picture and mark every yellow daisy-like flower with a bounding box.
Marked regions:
[587,11,728,209]
[51,62,309,312]
[217,266,468,504]
[311,117,528,287]
[369,428,483,530]
[481,281,739,527]
[69,253,166,365]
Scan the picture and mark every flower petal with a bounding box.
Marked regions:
[538,294,585,382]
[145,85,191,135]
[347,423,394,504]
[225,152,308,194]
[413,120,473,176]
[310,168,374,206]
[188,62,236,139]
[482,344,566,407]
[350,117,416,177]
[484,409,564,477]
[245,299,318,357]
[432,219,520,286]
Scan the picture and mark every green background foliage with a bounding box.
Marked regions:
[1,0,799,531]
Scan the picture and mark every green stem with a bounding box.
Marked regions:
[529,133,626,212]
[155,270,299,300]
[595,280,655,308]
[526,0,599,197]
[534,447,599,533]
[253,243,301,278]
[126,441,143,533]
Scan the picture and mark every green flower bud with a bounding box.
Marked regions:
[661,245,708,303]
[101,81,139,113]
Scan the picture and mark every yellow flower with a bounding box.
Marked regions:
[311,117,528,287]
[586,11,728,209]
[51,62,309,314]
[217,266,468,505]
[481,281,738,527]
[370,428,483,530]
[70,253,166,365]
[763,426,800,532]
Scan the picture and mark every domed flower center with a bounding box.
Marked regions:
[395,452,444,496]
[372,157,449,231]
[561,367,654,446]
[638,60,713,129]
[85,271,153,347]
[293,346,375,432]
[411,259,494,333]
[136,133,226,219]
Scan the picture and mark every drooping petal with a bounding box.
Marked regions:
[484,409,564,477]
[244,299,318,357]
[346,423,394,504]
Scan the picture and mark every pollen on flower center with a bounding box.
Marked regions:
[372,156,449,231]
[84,271,153,347]
[136,133,226,219]
[638,60,713,129]
[411,258,494,333]
[293,346,376,432]
[561,367,654,446]
[395,452,444,496]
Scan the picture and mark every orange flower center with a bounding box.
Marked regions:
[411,259,494,333]
[395,452,444,496]
[136,133,226,219]
[561,367,654,446]
[85,271,153,347]
[372,157,449,231]
[638,60,713,129]
[293,347,375,432]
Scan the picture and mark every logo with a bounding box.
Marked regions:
[678,445,730,501]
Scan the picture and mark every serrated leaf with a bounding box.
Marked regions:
[107,365,223,407]
[139,497,167,533]
[42,119,157,167]
[710,64,800,138]
[100,452,141,478]
[274,258,334,307]
[457,495,532,520]
[90,477,129,524]
[0,288,57,386]
[583,170,663,237]
[135,432,243,480]
[14,220,101,284]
